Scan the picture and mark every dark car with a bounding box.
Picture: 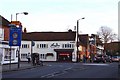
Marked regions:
[93,55,106,63]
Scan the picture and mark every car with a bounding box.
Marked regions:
[112,56,120,62]
[93,55,106,63]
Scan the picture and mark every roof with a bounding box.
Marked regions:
[22,31,76,41]
[0,15,10,26]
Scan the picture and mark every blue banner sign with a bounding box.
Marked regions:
[9,27,22,46]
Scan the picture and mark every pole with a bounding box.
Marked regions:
[16,13,18,21]
[11,14,13,22]
[9,46,11,70]
[16,13,20,68]
[76,20,79,62]
[31,41,33,65]
[18,46,20,68]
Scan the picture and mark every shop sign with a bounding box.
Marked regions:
[50,43,60,48]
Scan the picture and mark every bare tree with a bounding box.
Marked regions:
[97,26,117,43]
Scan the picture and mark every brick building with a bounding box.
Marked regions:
[104,42,120,56]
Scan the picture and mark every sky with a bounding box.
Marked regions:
[0,0,119,35]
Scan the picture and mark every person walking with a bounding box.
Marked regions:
[27,53,31,63]
[83,55,86,63]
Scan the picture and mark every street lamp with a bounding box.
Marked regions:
[76,17,85,62]
[16,12,28,68]
[16,12,28,21]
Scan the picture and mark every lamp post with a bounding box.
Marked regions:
[76,17,85,62]
[16,12,28,21]
[16,12,28,68]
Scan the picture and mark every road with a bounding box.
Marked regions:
[2,62,119,79]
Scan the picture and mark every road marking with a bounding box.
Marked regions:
[47,65,52,66]
[82,63,109,66]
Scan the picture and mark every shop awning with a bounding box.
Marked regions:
[54,49,74,52]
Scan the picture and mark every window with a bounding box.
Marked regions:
[4,48,15,61]
[62,44,74,48]
[40,54,46,59]
[21,54,27,59]
[22,44,29,48]
[37,44,48,48]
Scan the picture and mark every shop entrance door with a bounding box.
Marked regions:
[58,52,72,62]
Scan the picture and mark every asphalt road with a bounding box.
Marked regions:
[2,62,120,79]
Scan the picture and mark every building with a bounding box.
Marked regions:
[0,15,18,64]
[21,30,77,62]
[89,34,104,55]
[79,34,90,60]
[20,29,93,62]
[104,41,120,56]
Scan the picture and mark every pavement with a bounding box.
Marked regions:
[1,62,44,72]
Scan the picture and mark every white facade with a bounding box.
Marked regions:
[0,42,18,64]
[20,40,77,62]
[0,28,4,41]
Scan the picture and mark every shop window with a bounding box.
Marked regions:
[4,48,15,61]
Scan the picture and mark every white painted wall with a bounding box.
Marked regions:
[20,41,31,61]
[20,40,77,62]
[0,28,4,41]
[0,43,18,64]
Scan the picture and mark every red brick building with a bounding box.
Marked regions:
[0,15,10,41]
[104,42,120,56]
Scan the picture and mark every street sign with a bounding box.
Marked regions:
[9,27,22,46]
[31,40,35,46]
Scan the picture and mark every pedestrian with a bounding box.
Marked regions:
[27,53,31,63]
[83,55,86,63]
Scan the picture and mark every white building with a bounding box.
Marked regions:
[0,41,18,64]
[21,31,77,62]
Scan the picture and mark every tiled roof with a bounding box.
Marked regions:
[22,31,76,41]
[0,15,10,26]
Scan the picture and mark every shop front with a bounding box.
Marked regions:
[54,49,74,62]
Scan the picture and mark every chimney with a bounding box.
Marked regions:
[68,29,72,32]
[24,27,27,33]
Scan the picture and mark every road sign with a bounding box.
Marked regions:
[9,27,22,46]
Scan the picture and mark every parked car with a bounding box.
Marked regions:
[112,56,120,62]
[93,55,106,63]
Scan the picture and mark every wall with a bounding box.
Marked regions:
[20,40,77,62]
[3,26,9,41]
[0,43,18,64]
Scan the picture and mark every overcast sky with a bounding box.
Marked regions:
[0,0,119,35]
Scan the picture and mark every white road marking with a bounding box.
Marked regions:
[82,63,109,66]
